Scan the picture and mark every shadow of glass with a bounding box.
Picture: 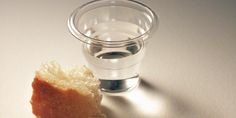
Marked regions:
[102,79,216,118]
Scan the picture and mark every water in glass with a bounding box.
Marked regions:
[82,21,146,93]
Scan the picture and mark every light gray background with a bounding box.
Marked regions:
[0,0,235,118]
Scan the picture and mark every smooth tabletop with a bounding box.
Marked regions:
[1,0,236,118]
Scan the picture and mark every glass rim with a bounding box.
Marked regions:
[68,0,158,46]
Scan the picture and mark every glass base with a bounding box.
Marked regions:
[100,75,140,95]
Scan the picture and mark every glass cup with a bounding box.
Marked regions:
[68,0,158,94]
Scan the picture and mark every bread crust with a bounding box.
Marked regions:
[31,77,103,118]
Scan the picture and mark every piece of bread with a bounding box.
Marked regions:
[31,62,106,118]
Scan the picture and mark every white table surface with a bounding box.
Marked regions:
[1,0,236,118]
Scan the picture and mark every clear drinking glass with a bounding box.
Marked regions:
[68,0,158,94]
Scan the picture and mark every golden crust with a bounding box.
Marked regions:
[31,78,105,118]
